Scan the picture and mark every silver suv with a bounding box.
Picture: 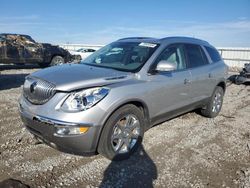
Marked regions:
[19,37,228,160]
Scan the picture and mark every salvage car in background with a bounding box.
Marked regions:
[0,33,80,67]
[235,63,250,84]
[69,48,96,60]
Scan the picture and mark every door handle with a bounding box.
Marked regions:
[184,79,191,84]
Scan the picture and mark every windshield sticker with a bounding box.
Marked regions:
[139,42,157,48]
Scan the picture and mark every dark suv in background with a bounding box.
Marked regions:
[0,33,80,67]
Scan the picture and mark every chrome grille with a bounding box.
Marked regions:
[23,77,56,105]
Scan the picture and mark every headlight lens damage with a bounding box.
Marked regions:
[61,87,110,112]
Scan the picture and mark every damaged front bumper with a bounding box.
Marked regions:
[19,104,101,155]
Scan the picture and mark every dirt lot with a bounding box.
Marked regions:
[0,65,249,188]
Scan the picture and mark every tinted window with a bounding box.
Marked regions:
[185,44,208,68]
[155,44,186,70]
[205,46,222,62]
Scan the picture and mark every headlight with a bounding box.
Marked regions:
[61,87,110,112]
[54,126,89,136]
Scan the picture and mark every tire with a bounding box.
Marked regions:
[97,104,145,161]
[200,86,224,118]
[50,56,65,66]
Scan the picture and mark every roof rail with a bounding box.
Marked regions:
[118,37,155,41]
[160,36,209,44]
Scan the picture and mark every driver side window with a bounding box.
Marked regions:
[156,44,186,70]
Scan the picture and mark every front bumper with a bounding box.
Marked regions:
[19,105,101,155]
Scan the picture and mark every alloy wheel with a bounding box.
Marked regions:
[212,92,222,113]
[111,114,140,154]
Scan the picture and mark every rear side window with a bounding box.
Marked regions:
[205,46,222,63]
[185,44,208,68]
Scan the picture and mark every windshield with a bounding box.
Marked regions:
[81,41,159,72]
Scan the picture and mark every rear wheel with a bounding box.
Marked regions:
[200,86,224,118]
[98,104,145,161]
[50,56,65,66]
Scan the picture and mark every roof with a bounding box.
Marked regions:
[117,36,211,46]
[0,33,31,37]
[0,33,36,43]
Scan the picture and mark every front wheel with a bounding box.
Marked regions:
[200,86,224,118]
[98,104,145,161]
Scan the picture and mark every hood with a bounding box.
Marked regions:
[30,64,133,91]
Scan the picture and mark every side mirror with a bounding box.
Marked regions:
[155,60,177,72]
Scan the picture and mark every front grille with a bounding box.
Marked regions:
[23,77,56,105]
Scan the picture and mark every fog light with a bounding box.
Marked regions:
[55,126,89,135]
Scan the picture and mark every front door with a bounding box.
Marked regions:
[147,44,192,121]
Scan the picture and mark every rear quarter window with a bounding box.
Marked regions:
[205,46,222,63]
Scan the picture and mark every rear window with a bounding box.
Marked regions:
[205,46,222,63]
[185,44,209,68]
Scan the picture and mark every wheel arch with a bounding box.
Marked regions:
[42,53,64,64]
[50,54,65,62]
[95,99,150,153]
[216,81,226,93]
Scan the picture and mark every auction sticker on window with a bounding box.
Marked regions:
[139,42,157,48]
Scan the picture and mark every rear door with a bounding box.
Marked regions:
[184,44,213,103]
[6,40,20,64]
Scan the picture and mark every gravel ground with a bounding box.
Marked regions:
[0,64,249,188]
